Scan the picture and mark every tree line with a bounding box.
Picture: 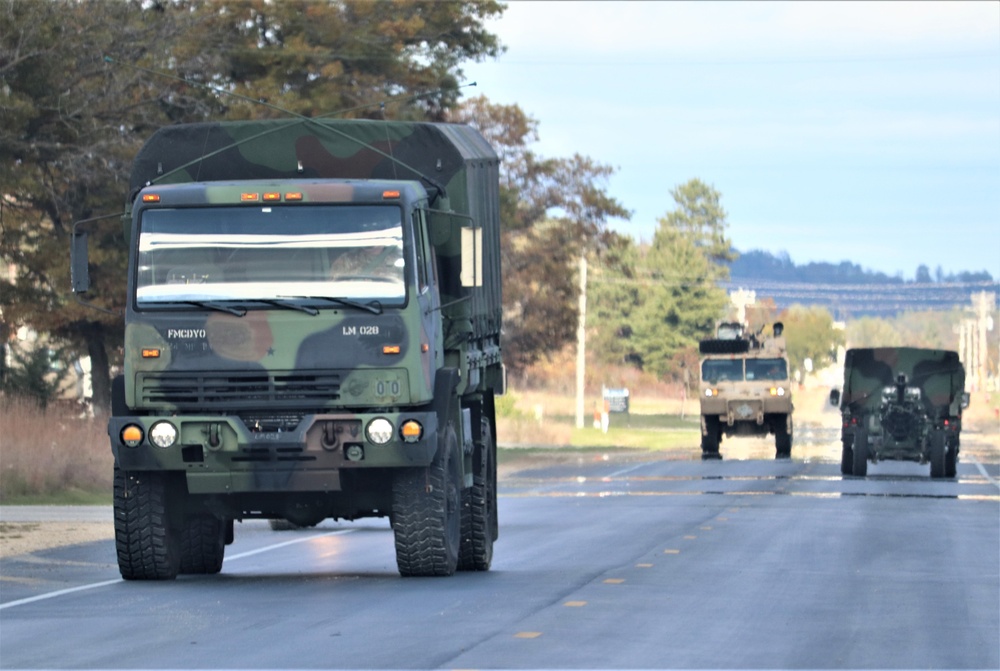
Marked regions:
[1,0,849,411]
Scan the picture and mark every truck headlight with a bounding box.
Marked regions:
[149,421,178,448]
[366,418,394,445]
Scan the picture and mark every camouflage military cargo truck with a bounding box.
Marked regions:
[72,119,503,579]
[698,322,793,459]
[829,347,968,478]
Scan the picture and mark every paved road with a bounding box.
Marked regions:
[1,446,998,670]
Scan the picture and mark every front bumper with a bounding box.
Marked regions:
[108,411,438,494]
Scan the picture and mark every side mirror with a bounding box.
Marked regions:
[960,392,970,410]
[71,228,91,294]
[829,388,841,407]
[460,226,482,288]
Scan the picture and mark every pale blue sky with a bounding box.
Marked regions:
[461,1,1000,279]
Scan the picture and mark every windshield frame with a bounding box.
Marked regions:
[131,203,412,312]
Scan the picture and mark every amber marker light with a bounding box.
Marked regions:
[285,192,303,201]
[263,192,281,201]
[121,424,144,448]
[382,345,401,355]
[382,190,401,199]
[141,348,160,359]
[400,420,423,443]
[142,194,160,203]
[241,193,259,201]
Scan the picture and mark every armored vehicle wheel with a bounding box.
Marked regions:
[929,431,948,479]
[459,417,496,572]
[773,415,792,459]
[180,515,226,574]
[701,416,722,459]
[851,428,868,477]
[840,439,854,476]
[392,424,462,576]
[113,467,180,580]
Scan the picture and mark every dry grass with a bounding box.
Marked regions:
[0,395,113,502]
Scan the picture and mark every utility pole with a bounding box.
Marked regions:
[575,256,587,429]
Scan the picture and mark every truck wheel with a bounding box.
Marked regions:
[852,428,868,477]
[840,438,854,476]
[701,416,722,460]
[179,515,226,574]
[392,424,462,576]
[773,415,792,459]
[459,417,496,572]
[945,436,958,478]
[113,466,180,580]
[930,431,948,478]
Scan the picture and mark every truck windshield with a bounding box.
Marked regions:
[702,359,744,383]
[745,358,788,381]
[135,205,406,307]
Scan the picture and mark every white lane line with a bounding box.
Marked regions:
[969,454,1000,490]
[0,529,354,611]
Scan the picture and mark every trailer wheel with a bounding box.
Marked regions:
[459,417,496,572]
[852,428,868,477]
[929,431,948,479]
[392,424,462,576]
[701,416,722,460]
[113,467,180,580]
[179,515,226,574]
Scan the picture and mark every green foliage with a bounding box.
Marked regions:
[778,305,845,377]
[590,179,731,380]
[0,0,506,410]
[451,97,631,372]
[0,344,70,410]
[660,179,738,272]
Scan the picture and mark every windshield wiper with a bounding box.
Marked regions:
[178,300,247,317]
[256,299,319,316]
[282,296,383,315]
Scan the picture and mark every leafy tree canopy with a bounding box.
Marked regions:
[777,304,844,377]
[1,0,505,410]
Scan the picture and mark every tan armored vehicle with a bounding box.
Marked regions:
[699,322,793,459]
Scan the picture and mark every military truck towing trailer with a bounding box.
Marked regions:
[698,322,793,459]
[829,347,968,478]
[72,119,503,578]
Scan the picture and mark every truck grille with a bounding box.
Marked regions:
[139,371,341,410]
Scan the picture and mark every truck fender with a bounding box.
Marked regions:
[431,368,461,449]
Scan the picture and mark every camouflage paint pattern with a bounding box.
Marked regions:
[837,347,965,463]
[112,120,503,509]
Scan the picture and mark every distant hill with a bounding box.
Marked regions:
[725,250,998,318]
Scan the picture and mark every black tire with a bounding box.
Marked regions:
[773,415,792,459]
[179,515,226,574]
[392,424,462,577]
[269,519,301,531]
[840,438,854,476]
[459,417,496,572]
[945,435,958,478]
[852,428,868,477]
[701,416,722,459]
[929,431,948,479]
[113,467,180,580]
